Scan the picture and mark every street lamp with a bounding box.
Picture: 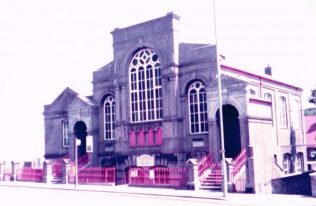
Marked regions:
[213,0,228,197]
[75,138,81,188]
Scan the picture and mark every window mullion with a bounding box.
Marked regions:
[110,103,113,139]
[188,93,192,133]
[136,68,141,122]
[112,102,115,139]
[129,71,134,123]
[153,69,157,120]
[197,89,202,133]
[153,66,160,120]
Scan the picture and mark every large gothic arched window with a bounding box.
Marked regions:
[104,96,115,140]
[129,48,162,122]
[188,81,208,134]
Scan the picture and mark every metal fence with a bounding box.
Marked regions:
[68,167,116,184]
[128,167,187,187]
[16,168,43,182]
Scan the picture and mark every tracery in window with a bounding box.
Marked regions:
[129,48,162,123]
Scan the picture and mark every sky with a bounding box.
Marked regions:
[0,0,316,161]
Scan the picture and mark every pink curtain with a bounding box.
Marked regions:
[129,129,136,147]
[156,127,163,145]
[147,128,154,146]
[138,129,145,146]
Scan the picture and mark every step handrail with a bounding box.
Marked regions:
[232,148,247,176]
[197,153,213,177]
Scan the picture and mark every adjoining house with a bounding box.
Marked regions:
[304,108,316,170]
[43,13,306,193]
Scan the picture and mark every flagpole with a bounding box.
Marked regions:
[213,0,228,197]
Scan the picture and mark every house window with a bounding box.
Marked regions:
[292,99,301,129]
[249,89,256,96]
[279,96,288,128]
[264,93,273,122]
[188,81,208,134]
[129,48,162,123]
[295,153,304,173]
[62,120,69,147]
[283,153,292,175]
[264,93,272,102]
[104,96,115,140]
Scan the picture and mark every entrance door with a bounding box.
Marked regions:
[73,121,87,157]
[216,105,241,159]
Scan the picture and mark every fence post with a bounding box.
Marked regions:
[64,159,72,184]
[186,159,199,190]
[44,160,53,184]
[0,161,5,181]
[11,161,20,181]
[226,158,234,192]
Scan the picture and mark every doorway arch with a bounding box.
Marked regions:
[216,104,241,159]
[73,121,87,157]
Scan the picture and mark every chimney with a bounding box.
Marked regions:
[264,65,272,76]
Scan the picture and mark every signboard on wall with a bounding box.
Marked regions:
[136,154,155,167]
[192,138,204,147]
[86,135,93,153]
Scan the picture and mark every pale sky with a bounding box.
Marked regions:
[0,0,315,161]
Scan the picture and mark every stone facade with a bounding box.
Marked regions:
[43,13,306,193]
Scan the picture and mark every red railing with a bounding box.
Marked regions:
[16,168,43,182]
[210,163,222,185]
[232,148,247,176]
[198,153,213,177]
[128,167,187,187]
[68,167,115,184]
[78,154,89,168]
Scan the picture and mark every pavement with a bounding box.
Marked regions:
[0,181,315,206]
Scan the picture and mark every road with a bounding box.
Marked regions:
[0,184,315,206]
[0,185,244,206]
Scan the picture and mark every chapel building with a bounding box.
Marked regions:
[43,13,306,193]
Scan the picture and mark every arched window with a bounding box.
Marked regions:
[156,127,163,145]
[264,93,273,122]
[62,119,69,147]
[147,128,154,146]
[138,129,145,146]
[104,96,115,140]
[283,153,293,174]
[188,81,208,134]
[249,89,256,96]
[295,152,304,173]
[264,93,272,102]
[292,99,301,129]
[279,96,288,128]
[129,129,136,147]
[129,48,162,122]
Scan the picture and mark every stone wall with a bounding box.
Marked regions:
[271,171,313,195]
[310,172,316,197]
